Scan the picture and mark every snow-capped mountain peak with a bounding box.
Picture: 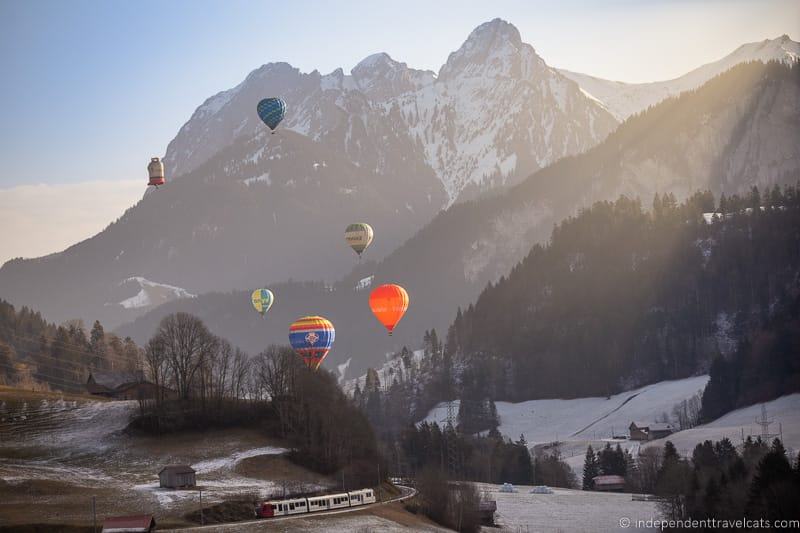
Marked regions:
[162,19,616,205]
[438,18,539,81]
[351,52,434,98]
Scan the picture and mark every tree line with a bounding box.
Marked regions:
[581,436,800,526]
[0,299,140,392]
[135,312,382,484]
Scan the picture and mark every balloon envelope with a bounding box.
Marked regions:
[345,223,374,257]
[289,315,335,370]
[369,284,409,336]
[251,289,274,316]
[257,98,286,131]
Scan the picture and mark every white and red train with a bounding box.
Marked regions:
[256,488,376,518]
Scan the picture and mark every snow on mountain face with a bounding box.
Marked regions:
[559,35,800,121]
[117,276,196,310]
[164,18,617,206]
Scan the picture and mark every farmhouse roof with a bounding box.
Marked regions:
[101,514,155,532]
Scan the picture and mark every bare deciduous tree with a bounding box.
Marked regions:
[154,313,218,400]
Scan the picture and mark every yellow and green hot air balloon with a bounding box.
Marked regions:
[345,223,374,258]
[251,289,274,317]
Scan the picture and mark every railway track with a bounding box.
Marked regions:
[162,485,417,531]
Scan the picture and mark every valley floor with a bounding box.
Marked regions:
[0,388,332,528]
[479,483,659,532]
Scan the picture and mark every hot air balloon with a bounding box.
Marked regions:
[148,157,165,188]
[369,284,409,336]
[257,97,286,134]
[345,223,374,259]
[251,289,274,317]
[289,316,335,370]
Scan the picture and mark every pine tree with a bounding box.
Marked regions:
[582,445,599,490]
[89,320,106,358]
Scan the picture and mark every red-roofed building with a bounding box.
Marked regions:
[592,475,626,492]
[101,514,156,532]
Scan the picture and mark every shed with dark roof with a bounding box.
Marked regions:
[159,464,196,488]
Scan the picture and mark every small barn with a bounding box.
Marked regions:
[593,475,626,492]
[648,422,674,440]
[629,422,649,441]
[87,370,145,397]
[159,464,196,489]
[86,370,172,401]
[629,421,674,441]
[101,514,155,532]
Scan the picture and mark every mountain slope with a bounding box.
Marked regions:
[559,35,800,120]
[0,18,615,329]
[116,62,800,378]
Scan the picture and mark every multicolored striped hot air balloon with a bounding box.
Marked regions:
[257,97,286,133]
[289,316,335,370]
[369,284,409,336]
[251,288,274,317]
[345,223,374,258]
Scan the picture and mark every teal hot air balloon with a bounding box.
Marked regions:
[257,98,286,133]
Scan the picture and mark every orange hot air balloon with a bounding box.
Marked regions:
[369,284,409,336]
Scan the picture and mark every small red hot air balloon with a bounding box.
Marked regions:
[369,284,409,336]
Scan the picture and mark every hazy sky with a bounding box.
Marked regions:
[0,0,798,263]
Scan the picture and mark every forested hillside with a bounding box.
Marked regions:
[702,293,800,421]
[444,187,800,402]
[0,300,140,392]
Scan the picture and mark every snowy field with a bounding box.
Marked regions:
[479,483,659,532]
[424,377,800,482]
[645,393,800,456]
[425,375,710,444]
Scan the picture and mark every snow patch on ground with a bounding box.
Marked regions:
[192,446,288,474]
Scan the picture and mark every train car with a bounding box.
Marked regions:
[256,488,376,518]
[327,492,352,510]
[348,488,376,506]
[256,497,308,518]
[307,494,332,512]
